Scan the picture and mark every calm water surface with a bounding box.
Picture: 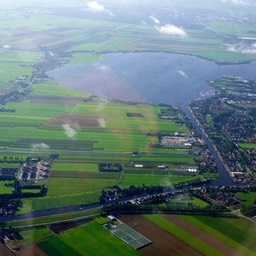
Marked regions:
[48,52,256,107]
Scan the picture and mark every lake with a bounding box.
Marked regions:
[48,52,256,107]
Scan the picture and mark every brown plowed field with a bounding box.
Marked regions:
[121,215,203,256]
[15,244,47,256]
[163,215,242,256]
[0,243,14,256]
[48,113,108,127]
[50,219,91,234]
[26,95,83,105]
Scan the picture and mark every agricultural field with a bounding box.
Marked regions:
[0,181,14,194]
[239,143,256,149]
[122,214,256,256]
[0,91,211,214]
[3,0,254,220]
[0,97,191,153]
[236,192,256,206]
[8,214,256,256]
[145,214,223,256]
[19,176,117,213]
[0,4,255,80]
[0,3,255,256]
[180,215,256,255]
[38,220,142,256]
[165,194,209,209]
[121,173,197,187]
[9,226,55,249]
[0,243,14,256]
[30,81,90,98]
[0,52,211,215]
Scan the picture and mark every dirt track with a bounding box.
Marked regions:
[163,215,242,256]
[122,215,203,256]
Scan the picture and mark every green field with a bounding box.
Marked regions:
[38,237,80,256]
[181,215,256,255]
[51,163,99,172]
[166,195,209,209]
[239,143,256,149]
[31,82,90,98]
[122,173,197,187]
[0,60,207,214]
[0,1,243,217]
[19,176,117,213]
[12,226,55,248]
[38,221,142,256]
[0,181,14,194]
[0,94,204,214]
[0,98,191,153]
[236,192,256,206]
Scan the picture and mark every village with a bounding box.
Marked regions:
[0,155,56,216]
[190,77,256,183]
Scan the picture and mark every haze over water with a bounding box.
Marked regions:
[49,53,256,107]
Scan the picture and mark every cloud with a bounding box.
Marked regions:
[97,118,106,128]
[155,24,187,37]
[86,1,113,15]
[94,63,110,72]
[63,124,77,138]
[32,143,50,149]
[177,70,189,78]
[149,15,160,25]
[226,43,256,54]
[87,1,105,11]
[221,0,254,5]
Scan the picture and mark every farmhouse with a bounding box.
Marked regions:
[107,215,118,221]
[158,165,167,169]
[188,168,197,173]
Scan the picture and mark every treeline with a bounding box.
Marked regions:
[100,184,165,204]
[103,202,230,216]
[13,181,48,198]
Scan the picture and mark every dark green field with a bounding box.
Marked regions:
[38,221,142,256]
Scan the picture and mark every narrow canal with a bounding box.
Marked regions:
[184,106,236,186]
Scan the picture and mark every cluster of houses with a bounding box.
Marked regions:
[190,94,256,183]
[19,161,50,181]
[192,186,243,208]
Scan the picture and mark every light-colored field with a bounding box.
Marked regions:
[122,173,197,187]
[11,226,55,248]
[19,176,117,213]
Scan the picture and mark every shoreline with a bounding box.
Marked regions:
[71,49,255,66]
